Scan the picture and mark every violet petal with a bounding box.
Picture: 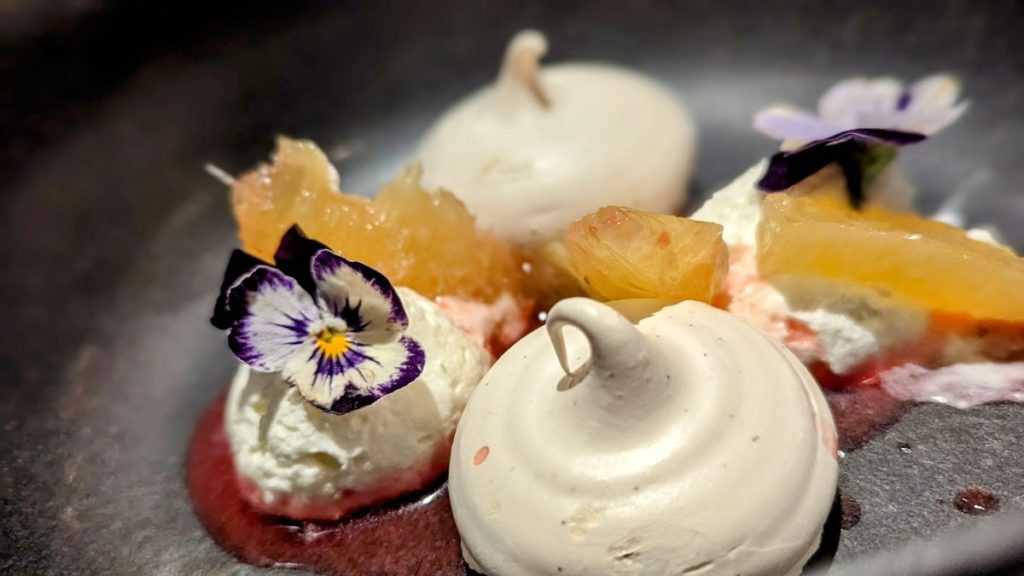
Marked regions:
[211,249,267,329]
[838,128,928,146]
[753,106,836,142]
[896,91,912,111]
[285,334,425,414]
[758,128,926,193]
[273,225,331,297]
[311,249,408,333]
[225,265,319,372]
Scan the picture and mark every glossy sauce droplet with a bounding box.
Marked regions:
[840,495,862,530]
[473,446,490,466]
[954,487,1000,515]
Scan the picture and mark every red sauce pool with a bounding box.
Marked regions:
[186,394,468,576]
[187,373,910,573]
[824,386,911,452]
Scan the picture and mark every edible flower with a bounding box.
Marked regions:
[211,226,425,415]
[753,74,967,206]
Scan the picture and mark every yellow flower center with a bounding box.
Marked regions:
[315,328,350,359]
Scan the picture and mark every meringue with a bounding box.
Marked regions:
[418,30,695,246]
[225,287,488,520]
[450,298,838,575]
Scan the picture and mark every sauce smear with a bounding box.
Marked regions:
[188,371,914,573]
[824,386,911,452]
[186,394,468,575]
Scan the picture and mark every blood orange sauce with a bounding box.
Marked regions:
[824,386,910,452]
[186,394,470,576]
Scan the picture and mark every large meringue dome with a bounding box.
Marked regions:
[418,31,695,246]
[449,298,838,575]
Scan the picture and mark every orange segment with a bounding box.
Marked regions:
[565,206,729,303]
[231,137,526,301]
[231,138,372,261]
[757,193,1024,322]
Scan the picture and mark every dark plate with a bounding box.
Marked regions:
[2,1,1024,575]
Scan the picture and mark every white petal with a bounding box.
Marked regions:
[226,266,320,372]
[905,74,962,113]
[819,77,903,129]
[284,335,425,414]
[897,74,967,134]
[902,100,969,135]
[311,250,407,335]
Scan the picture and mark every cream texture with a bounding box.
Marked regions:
[436,292,528,359]
[691,160,767,246]
[450,298,838,576]
[779,276,928,373]
[882,362,1024,408]
[418,30,695,245]
[225,287,489,505]
[693,162,927,374]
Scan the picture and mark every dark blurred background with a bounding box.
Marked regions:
[6,0,1023,188]
[1,0,320,177]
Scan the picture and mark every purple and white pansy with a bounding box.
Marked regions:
[754,74,967,142]
[752,74,967,206]
[212,226,425,415]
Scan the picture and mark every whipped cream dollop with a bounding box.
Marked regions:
[226,287,488,520]
[418,30,695,246]
[450,298,838,576]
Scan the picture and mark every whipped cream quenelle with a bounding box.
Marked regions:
[418,30,695,245]
[226,287,488,520]
[450,298,839,576]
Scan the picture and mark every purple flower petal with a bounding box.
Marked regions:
[284,334,425,414]
[211,225,428,416]
[896,91,912,111]
[311,250,408,334]
[225,265,319,372]
[757,75,966,147]
[211,249,268,330]
[818,77,903,130]
[753,106,837,142]
[273,225,330,297]
[758,128,926,194]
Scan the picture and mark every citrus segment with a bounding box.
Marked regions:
[757,193,1024,321]
[565,206,728,302]
[231,137,525,301]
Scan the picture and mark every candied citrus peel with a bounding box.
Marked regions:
[757,193,1024,322]
[564,206,729,303]
[231,137,528,301]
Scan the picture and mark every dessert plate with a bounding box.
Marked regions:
[2,2,1023,575]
